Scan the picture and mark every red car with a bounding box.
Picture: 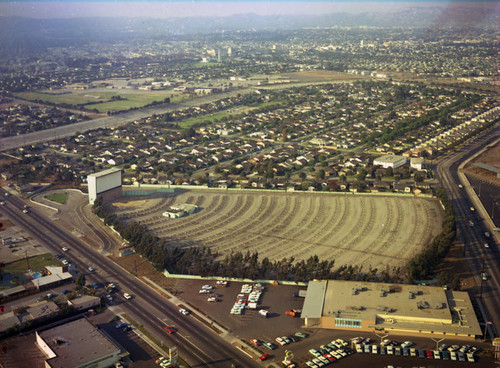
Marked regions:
[250,338,261,347]
[259,353,270,361]
[164,326,176,334]
[426,349,433,358]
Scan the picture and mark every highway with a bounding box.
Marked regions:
[436,123,500,339]
[0,189,261,368]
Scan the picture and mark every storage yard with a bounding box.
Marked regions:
[112,189,443,270]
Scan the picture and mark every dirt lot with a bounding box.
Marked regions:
[111,190,443,272]
[462,141,500,186]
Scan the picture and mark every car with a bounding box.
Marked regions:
[324,353,335,362]
[179,308,190,315]
[306,362,318,368]
[105,295,113,302]
[364,344,371,353]
[199,289,210,294]
[467,353,475,362]
[459,345,470,353]
[401,340,413,348]
[4,192,9,197]
[380,339,391,347]
[484,243,490,248]
[425,349,433,358]
[115,322,128,329]
[433,350,441,359]
[402,348,409,357]
[458,352,466,362]
[23,209,29,214]
[450,351,457,361]
[201,285,213,290]
[164,326,176,334]
[351,336,364,344]
[309,348,321,357]
[55,254,63,259]
[0,201,5,205]
[282,336,291,345]
[250,339,261,347]
[88,266,95,272]
[387,345,394,355]
[410,348,417,357]
[355,343,363,353]
[371,345,378,354]
[263,342,277,350]
[114,363,124,368]
[295,331,308,338]
[442,350,450,360]
[438,343,448,352]
[62,247,69,252]
[46,293,56,298]
[259,353,270,361]
[123,293,132,299]
[417,349,425,358]
[207,297,216,302]
[122,325,131,332]
[448,345,460,351]
[62,259,69,265]
[395,347,401,356]
[380,346,386,355]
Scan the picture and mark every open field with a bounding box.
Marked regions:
[15,90,183,113]
[112,190,443,271]
[3,253,60,274]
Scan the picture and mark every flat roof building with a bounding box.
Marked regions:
[36,318,125,368]
[374,155,408,169]
[301,280,482,340]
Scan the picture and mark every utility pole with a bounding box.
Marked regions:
[25,250,30,271]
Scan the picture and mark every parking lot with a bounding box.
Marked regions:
[174,278,495,367]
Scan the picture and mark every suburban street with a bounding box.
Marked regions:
[436,123,500,339]
[0,188,262,368]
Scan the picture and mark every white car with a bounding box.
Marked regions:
[62,259,69,265]
[179,308,190,315]
[201,285,213,290]
[88,266,95,272]
[199,289,210,294]
[62,247,69,252]
[275,337,286,345]
[123,293,132,300]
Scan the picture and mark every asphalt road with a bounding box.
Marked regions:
[0,189,262,368]
[436,123,500,339]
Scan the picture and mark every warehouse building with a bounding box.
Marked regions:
[301,280,482,340]
[374,155,408,169]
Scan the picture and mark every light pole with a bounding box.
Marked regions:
[431,338,444,351]
[375,333,388,344]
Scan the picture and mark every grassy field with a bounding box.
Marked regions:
[16,90,185,113]
[44,192,68,204]
[3,253,61,274]
[15,91,107,105]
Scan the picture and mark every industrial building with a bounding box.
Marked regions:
[87,167,122,205]
[301,280,482,340]
[36,318,126,368]
[373,155,408,169]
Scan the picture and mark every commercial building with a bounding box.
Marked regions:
[36,318,126,368]
[374,155,408,169]
[301,280,482,340]
[87,167,122,205]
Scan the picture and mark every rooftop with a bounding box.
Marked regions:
[303,280,481,336]
[374,155,406,163]
[38,318,121,368]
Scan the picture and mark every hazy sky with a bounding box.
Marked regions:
[0,1,454,18]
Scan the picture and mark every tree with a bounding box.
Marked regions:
[76,273,85,287]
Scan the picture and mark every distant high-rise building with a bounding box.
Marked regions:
[217,49,221,62]
[227,47,232,56]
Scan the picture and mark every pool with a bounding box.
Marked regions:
[31,272,42,279]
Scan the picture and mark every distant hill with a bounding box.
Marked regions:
[0,4,497,55]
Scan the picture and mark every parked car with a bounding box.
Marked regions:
[263,342,277,350]
[401,341,413,348]
[259,353,270,361]
[123,293,132,299]
[179,308,190,315]
[250,339,261,347]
